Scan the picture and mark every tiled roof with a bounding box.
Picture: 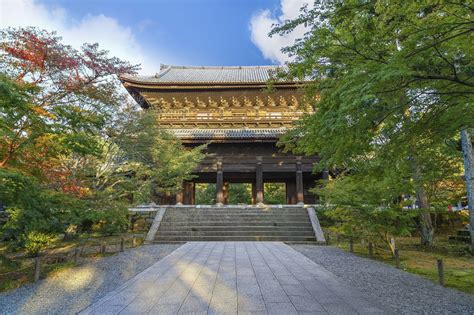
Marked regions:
[122,65,287,84]
[169,128,287,139]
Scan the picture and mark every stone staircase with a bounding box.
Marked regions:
[149,205,324,243]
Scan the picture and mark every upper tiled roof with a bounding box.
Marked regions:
[122,64,287,84]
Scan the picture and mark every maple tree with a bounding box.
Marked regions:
[0,28,204,247]
[0,27,139,170]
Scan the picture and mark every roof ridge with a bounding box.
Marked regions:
[156,64,172,78]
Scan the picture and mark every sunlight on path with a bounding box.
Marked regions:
[80,242,389,314]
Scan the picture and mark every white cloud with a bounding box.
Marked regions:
[250,0,313,64]
[0,0,160,74]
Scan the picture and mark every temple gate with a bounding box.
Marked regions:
[121,65,323,205]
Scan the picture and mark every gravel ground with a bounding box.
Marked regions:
[0,244,181,315]
[292,245,474,315]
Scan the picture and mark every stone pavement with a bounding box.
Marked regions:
[80,242,389,314]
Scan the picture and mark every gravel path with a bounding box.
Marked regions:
[292,245,474,315]
[0,244,181,315]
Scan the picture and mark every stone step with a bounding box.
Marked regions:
[153,235,318,242]
[150,206,321,243]
[157,226,314,232]
[161,213,310,218]
[158,221,312,227]
[166,207,308,210]
[161,216,311,222]
[161,208,307,213]
[155,230,315,236]
[164,209,309,214]
[162,213,309,217]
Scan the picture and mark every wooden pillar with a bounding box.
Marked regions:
[296,157,304,204]
[223,182,229,205]
[251,182,257,205]
[216,159,224,205]
[256,157,264,205]
[175,187,183,205]
[183,182,195,205]
[286,181,296,204]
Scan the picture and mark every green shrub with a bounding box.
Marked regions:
[24,231,56,256]
[0,169,78,243]
[75,201,129,236]
[0,169,129,249]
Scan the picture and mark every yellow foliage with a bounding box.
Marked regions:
[31,105,56,119]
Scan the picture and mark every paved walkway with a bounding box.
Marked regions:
[80,242,388,314]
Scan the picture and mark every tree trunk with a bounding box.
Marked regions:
[410,153,434,246]
[461,129,474,253]
[403,94,434,245]
[416,186,434,245]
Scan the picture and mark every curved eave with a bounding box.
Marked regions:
[119,76,310,90]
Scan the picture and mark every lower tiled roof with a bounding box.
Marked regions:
[169,128,287,139]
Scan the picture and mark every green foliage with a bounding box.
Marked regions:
[24,231,56,256]
[79,204,129,236]
[316,172,417,245]
[264,183,286,204]
[108,107,206,200]
[273,1,471,244]
[195,184,216,205]
[0,28,205,253]
[0,169,81,239]
[194,183,287,205]
[228,184,252,204]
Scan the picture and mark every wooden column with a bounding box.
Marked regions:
[216,159,224,205]
[223,182,229,205]
[175,189,183,205]
[286,181,296,204]
[183,182,195,205]
[251,182,257,205]
[296,157,304,204]
[256,157,264,204]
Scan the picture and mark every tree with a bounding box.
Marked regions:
[0,27,138,171]
[273,1,473,245]
[110,107,206,200]
[313,141,462,249]
[0,27,205,247]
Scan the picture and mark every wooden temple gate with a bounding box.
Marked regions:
[121,65,323,205]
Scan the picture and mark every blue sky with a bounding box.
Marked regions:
[47,0,278,66]
[1,0,312,73]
